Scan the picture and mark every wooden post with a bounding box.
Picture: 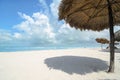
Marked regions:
[107,0,115,72]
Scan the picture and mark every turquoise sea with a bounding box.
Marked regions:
[0,42,107,52]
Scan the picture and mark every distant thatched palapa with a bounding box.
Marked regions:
[96,38,109,44]
[96,38,109,49]
[58,0,120,72]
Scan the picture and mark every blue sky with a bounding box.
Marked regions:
[0,0,118,47]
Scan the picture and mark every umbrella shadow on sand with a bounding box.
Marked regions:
[44,56,108,75]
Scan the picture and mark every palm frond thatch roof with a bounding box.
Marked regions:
[59,0,120,31]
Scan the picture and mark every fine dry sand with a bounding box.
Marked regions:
[0,48,120,80]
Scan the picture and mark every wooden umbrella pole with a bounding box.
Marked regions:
[107,0,115,72]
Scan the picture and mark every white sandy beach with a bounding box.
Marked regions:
[0,48,120,80]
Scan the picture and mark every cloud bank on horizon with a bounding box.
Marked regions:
[0,0,115,47]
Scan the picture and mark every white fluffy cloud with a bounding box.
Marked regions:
[13,33,22,39]
[14,12,108,44]
[57,24,109,44]
[50,0,61,17]
[38,0,50,15]
[0,29,13,42]
[13,12,56,45]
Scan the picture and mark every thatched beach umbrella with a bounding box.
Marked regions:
[115,30,120,41]
[96,38,109,49]
[59,0,120,72]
